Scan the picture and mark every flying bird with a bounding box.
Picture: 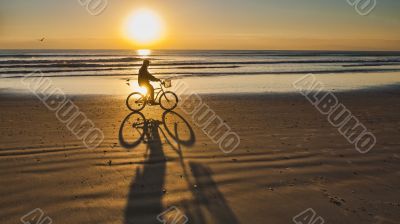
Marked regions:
[39,38,45,42]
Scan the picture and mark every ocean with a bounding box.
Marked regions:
[1,50,400,94]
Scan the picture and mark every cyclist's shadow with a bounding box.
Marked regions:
[119,111,195,224]
[119,111,238,224]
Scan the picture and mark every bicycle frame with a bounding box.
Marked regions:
[147,82,166,103]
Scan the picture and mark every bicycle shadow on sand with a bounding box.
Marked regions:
[119,110,238,224]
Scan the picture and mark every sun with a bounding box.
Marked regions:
[124,9,164,45]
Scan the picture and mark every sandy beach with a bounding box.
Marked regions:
[1,87,400,224]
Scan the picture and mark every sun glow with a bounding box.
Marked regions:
[137,86,148,96]
[124,9,164,45]
[128,81,148,95]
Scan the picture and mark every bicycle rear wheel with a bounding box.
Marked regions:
[126,92,146,111]
[159,91,178,111]
[119,112,146,148]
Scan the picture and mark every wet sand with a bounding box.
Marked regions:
[1,88,400,224]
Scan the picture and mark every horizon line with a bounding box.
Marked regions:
[1,49,400,52]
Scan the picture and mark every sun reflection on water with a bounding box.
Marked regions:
[137,49,151,57]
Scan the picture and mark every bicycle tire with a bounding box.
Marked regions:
[159,91,178,111]
[126,92,146,112]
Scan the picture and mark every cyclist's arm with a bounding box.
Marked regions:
[148,72,161,82]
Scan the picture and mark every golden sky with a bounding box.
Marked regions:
[0,0,399,50]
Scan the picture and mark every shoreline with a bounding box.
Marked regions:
[1,71,400,97]
[1,79,400,98]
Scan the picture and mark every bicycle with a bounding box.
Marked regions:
[126,79,179,112]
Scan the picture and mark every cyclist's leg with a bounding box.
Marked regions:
[139,82,154,101]
[142,82,154,102]
[148,84,155,101]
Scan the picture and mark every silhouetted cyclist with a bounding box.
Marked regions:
[138,59,160,104]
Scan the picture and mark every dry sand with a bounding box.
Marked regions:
[1,88,400,224]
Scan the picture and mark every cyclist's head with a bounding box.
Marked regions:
[143,59,150,67]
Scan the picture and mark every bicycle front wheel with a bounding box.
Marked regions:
[159,91,178,111]
[126,92,146,112]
